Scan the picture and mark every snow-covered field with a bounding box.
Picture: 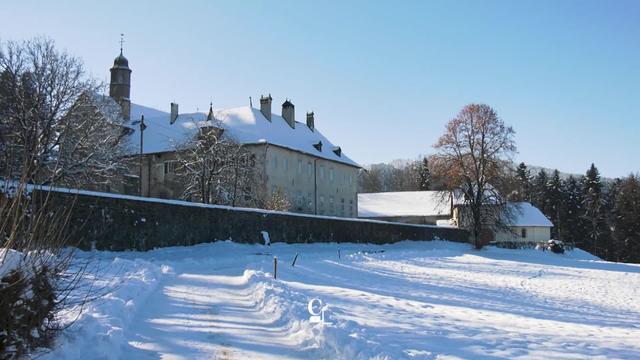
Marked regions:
[43,241,640,360]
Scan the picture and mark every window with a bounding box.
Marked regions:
[307,192,313,209]
[329,167,334,182]
[521,228,527,238]
[297,160,302,174]
[296,191,303,207]
[163,160,177,175]
[319,165,325,180]
[319,196,325,214]
[329,196,334,213]
[272,156,278,170]
[307,162,313,177]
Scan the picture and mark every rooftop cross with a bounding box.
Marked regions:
[119,33,125,54]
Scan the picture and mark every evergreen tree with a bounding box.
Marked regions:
[532,169,549,213]
[546,169,564,239]
[416,156,431,190]
[603,178,622,260]
[514,162,532,201]
[613,175,640,263]
[561,175,584,247]
[582,163,608,258]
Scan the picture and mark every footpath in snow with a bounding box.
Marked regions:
[43,241,640,360]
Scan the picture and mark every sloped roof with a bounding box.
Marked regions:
[507,202,553,227]
[124,103,359,167]
[358,191,453,218]
[357,192,553,228]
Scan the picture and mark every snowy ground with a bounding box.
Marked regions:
[42,241,640,360]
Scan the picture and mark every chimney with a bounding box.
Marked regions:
[306,111,315,131]
[282,99,295,128]
[260,94,272,121]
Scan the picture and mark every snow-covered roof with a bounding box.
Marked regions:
[123,103,359,168]
[358,191,453,218]
[508,202,553,227]
[357,192,553,228]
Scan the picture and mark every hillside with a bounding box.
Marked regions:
[43,241,640,359]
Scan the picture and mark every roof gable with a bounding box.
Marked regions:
[508,202,553,227]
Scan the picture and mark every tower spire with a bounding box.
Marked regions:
[110,34,132,120]
[207,102,214,121]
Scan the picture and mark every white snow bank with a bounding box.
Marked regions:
[43,240,640,359]
[40,255,168,360]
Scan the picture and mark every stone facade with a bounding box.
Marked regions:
[263,144,358,217]
[133,142,359,217]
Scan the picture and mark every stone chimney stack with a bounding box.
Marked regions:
[282,99,295,128]
[306,111,315,131]
[260,94,272,121]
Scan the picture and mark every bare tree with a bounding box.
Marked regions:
[0,37,124,358]
[174,124,255,206]
[358,168,384,193]
[0,37,131,189]
[432,104,517,249]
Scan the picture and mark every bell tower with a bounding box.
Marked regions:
[109,34,132,120]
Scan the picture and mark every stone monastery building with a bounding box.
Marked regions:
[106,48,360,217]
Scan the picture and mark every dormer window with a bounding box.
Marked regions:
[332,146,341,157]
[313,141,323,152]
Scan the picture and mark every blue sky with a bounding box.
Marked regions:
[2,0,639,177]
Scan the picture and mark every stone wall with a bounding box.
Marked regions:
[39,189,469,251]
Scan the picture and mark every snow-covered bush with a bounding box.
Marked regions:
[0,188,82,359]
[547,240,565,254]
[0,264,56,359]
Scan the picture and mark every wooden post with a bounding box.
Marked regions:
[274,256,278,279]
[291,253,299,267]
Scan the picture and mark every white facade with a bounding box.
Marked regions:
[264,145,358,217]
[495,226,551,243]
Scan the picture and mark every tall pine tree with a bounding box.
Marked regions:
[613,175,640,263]
[582,164,608,258]
[546,170,564,239]
[561,175,584,247]
[416,156,431,191]
[532,169,549,214]
[514,162,532,201]
[603,178,622,260]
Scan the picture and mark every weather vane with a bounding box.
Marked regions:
[120,33,125,54]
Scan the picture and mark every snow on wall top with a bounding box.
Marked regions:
[124,103,360,168]
[508,202,554,227]
[358,191,453,218]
